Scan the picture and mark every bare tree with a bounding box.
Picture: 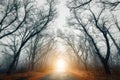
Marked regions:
[57,30,92,70]
[26,33,56,71]
[2,0,57,74]
[61,35,81,68]
[0,0,34,39]
[101,0,120,11]
[0,34,19,70]
[27,34,42,70]
[35,37,56,70]
[67,0,120,74]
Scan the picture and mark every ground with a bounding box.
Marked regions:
[0,70,120,80]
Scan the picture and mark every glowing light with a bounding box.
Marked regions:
[55,59,66,72]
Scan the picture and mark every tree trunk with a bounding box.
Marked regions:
[102,59,111,74]
[6,47,22,74]
[7,55,20,74]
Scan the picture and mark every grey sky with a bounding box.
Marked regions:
[36,0,70,29]
[37,0,71,53]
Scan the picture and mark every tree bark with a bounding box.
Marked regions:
[102,59,111,74]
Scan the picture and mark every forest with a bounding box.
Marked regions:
[0,0,120,80]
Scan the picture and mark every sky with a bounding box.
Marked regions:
[37,0,71,53]
[52,0,70,53]
[37,0,70,32]
[55,0,70,28]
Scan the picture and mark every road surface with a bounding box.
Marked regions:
[40,72,78,80]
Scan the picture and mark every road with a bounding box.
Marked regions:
[40,72,79,80]
[0,70,81,80]
[1,70,119,80]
